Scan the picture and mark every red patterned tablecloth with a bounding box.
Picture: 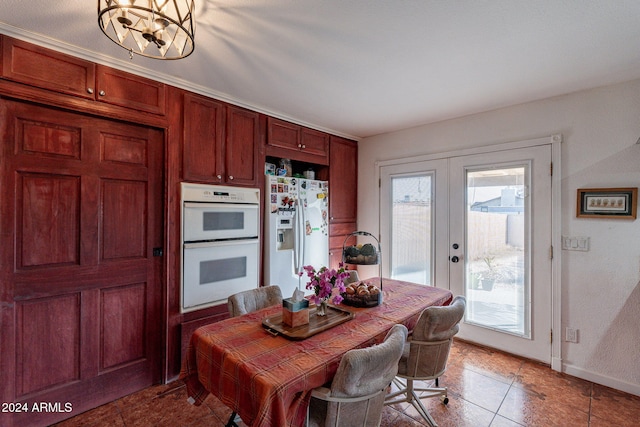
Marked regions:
[179,279,452,427]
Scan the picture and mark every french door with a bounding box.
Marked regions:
[380,144,553,362]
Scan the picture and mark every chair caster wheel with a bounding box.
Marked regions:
[441,396,449,405]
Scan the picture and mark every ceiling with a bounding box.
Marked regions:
[1,1,640,140]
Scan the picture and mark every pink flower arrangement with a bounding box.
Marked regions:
[301,264,350,305]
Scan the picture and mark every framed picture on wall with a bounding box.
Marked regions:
[576,187,637,219]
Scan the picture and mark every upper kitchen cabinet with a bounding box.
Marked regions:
[182,92,225,183]
[0,36,166,116]
[95,65,166,115]
[1,36,95,100]
[182,92,262,186]
[266,117,329,165]
[329,136,358,224]
[224,105,262,186]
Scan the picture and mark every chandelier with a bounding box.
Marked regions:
[98,0,195,60]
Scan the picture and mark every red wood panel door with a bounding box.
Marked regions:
[225,105,260,186]
[182,92,225,183]
[0,99,164,427]
[329,136,358,223]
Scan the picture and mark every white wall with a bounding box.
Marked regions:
[358,79,640,396]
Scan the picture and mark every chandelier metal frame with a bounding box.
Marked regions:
[98,0,195,60]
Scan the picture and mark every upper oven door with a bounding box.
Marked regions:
[183,202,259,242]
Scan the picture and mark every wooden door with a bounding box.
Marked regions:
[0,99,164,427]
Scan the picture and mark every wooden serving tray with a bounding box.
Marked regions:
[262,305,354,340]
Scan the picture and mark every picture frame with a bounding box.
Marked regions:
[576,187,637,219]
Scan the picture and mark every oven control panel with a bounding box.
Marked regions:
[181,182,260,205]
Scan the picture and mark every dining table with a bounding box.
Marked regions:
[179,278,453,427]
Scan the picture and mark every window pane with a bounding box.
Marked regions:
[465,167,529,337]
[390,175,432,285]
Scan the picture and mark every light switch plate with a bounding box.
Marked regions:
[562,236,590,251]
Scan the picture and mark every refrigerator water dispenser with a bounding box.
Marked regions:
[277,217,294,251]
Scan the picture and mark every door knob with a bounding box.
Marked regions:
[450,256,460,263]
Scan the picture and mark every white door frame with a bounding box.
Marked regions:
[375,134,563,371]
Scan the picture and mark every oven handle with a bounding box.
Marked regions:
[183,202,259,209]
[184,238,259,249]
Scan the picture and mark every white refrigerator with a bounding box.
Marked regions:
[264,176,329,298]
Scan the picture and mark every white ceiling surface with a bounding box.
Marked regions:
[1,1,640,139]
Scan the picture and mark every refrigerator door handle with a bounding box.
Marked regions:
[296,198,305,274]
[292,213,298,276]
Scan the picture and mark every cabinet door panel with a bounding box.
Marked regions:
[182,93,225,182]
[267,117,300,150]
[301,128,329,159]
[329,137,357,223]
[1,36,95,99]
[225,106,260,186]
[96,66,166,115]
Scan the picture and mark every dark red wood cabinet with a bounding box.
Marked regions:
[266,117,329,164]
[182,92,226,182]
[1,36,166,115]
[224,105,262,186]
[182,92,262,186]
[328,136,358,268]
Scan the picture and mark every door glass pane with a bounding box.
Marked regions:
[390,174,432,285]
[465,167,529,337]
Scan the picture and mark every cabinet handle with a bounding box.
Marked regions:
[99,90,106,96]
[229,176,234,180]
[217,175,222,180]
[87,88,94,94]
[297,144,302,148]
[301,144,306,149]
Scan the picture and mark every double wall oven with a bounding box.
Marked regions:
[181,183,260,313]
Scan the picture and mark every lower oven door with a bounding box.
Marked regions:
[182,238,259,313]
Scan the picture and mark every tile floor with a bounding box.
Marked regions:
[54,339,640,427]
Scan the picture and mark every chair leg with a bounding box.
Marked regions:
[384,377,447,427]
[225,411,239,427]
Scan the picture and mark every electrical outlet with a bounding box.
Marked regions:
[565,327,578,343]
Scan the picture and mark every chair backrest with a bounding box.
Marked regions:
[403,295,466,379]
[324,324,408,426]
[227,285,283,317]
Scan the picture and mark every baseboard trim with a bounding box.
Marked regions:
[563,363,640,397]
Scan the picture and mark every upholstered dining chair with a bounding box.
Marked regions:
[384,296,466,427]
[227,284,283,318]
[307,324,408,427]
[225,285,283,427]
